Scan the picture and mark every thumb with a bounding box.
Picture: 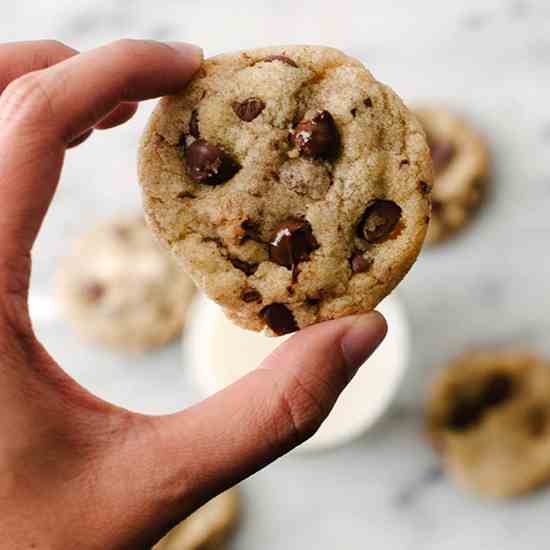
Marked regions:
[130,312,387,543]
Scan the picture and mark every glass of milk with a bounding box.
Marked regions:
[184,294,410,452]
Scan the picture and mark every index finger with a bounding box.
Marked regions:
[0,40,78,94]
[0,39,202,278]
[0,39,203,143]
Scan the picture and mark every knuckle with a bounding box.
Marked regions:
[110,38,169,67]
[111,38,145,59]
[109,39,151,89]
[0,72,52,125]
[276,372,328,446]
[0,253,31,298]
[0,253,33,339]
[3,72,39,97]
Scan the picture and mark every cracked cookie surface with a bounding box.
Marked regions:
[56,215,196,353]
[414,107,490,245]
[139,46,432,335]
[427,350,550,498]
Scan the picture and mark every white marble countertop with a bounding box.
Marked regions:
[5,0,550,548]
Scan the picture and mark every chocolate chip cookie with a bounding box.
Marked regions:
[153,488,239,550]
[56,215,196,353]
[414,107,490,244]
[139,46,432,335]
[427,350,550,498]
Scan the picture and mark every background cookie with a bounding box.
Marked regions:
[414,107,490,244]
[153,489,239,550]
[56,215,196,353]
[427,350,550,498]
[139,45,432,336]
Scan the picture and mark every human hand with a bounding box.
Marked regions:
[0,39,387,549]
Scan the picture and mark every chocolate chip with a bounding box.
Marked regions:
[350,253,372,273]
[400,159,410,167]
[189,110,200,138]
[269,220,317,269]
[418,181,432,194]
[358,200,402,243]
[240,219,261,243]
[447,372,516,432]
[261,54,298,67]
[241,288,261,303]
[230,257,258,275]
[82,281,105,303]
[350,108,357,117]
[427,135,455,173]
[527,407,548,438]
[176,191,196,199]
[261,303,298,335]
[291,110,340,160]
[232,98,266,122]
[482,373,515,407]
[177,134,188,149]
[447,396,484,432]
[185,139,240,185]
[364,98,373,108]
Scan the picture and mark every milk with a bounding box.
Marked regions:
[186,295,410,452]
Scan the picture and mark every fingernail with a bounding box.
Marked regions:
[340,311,387,378]
[165,42,204,63]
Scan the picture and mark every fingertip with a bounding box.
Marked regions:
[164,41,204,68]
[340,311,388,377]
[364,310,388,339]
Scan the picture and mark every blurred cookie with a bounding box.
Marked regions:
[56,215,196,353]
[139,45,432,335]
[427,349,550,498]
[153,489,239,550]
[414,107,490,244]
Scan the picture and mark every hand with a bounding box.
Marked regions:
[0,39,387,550]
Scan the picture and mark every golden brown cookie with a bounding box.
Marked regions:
[414,107,490,244]
[56,215,196,353]
[139,46,432,336]
[153,489,239,550]
[427,349,550,498]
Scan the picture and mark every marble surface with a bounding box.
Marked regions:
[5,0,550,548]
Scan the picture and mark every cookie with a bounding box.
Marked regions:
[153,489,239,550]
[56,215,196,353]
[139,45,432,336]
[427,349,550,498]
[414,107,490,244]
